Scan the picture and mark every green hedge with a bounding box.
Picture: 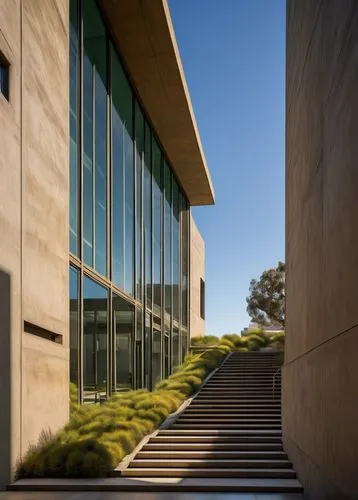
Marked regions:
[17,348,227,479]
[191,331,285,352]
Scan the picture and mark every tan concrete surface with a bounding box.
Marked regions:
[0,0,69,489]
[99,0,214,206]
[190,215,205,338]
[0,0,22,490]
[285,1,358,498]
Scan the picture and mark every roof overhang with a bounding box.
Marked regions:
[100,0,215,206]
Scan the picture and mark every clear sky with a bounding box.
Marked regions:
[169,0,286,335]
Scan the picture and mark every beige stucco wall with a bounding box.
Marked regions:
[190,215,205,338]
[0,0,69,488]
[285,1,358,498]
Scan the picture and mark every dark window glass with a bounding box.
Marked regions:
[200,278,205,319]
[144,122,152,308]
[83,276,108,403]
[0,54,9,100]
[152,138,162,317]
[135,102,144,302]
[69,266,79,391]
[112,46,134,294]
[172,180,180,321]
[113,294,134,391]
[69,0,79,255]
[164,163,172,319]
[181,195,189,326]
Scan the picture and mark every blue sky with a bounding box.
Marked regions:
[169,0,286,335]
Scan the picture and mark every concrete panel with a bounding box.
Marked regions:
[0,0,22,489]
[22,0,69,340]
[99,0,214,206]
[283,327,358,499]
[190,216,205,338]
[21,333,69,452]
[285,1,358,497]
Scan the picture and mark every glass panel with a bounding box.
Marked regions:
[144,122,152,308]
[181,327,188,363]
[172,325,180,370]
[152,138,162,317]
[69,266,79,390]
[83,46,93,266]
[135,309,144,389]
[172,180,180,321]
[164,163,172,318]
[112,46,134,295]
[83,276,108,403]
[135,102,144,302]
[145,312,151,389]
[152,327,162,387]
[69,0,79,256]
[181,195,188,327]
[164,334,169,379]
[113,294,134,391]
[94,33,108,276]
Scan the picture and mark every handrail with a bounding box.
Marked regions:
[272,367,282,400]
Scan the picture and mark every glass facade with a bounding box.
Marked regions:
[69,0,190,402]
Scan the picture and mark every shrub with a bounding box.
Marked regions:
[191,335,220,346]
[17,348,227,479]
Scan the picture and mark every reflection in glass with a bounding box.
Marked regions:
[69,0,79,256]
[145,312,151,389]
[181,194,188,328]
[113,294,134,391]
[135,309,144,389]
[172,325,179,369]
[135,102,144,301]
[144,123,152,308]
[152,139,162,317]
[164,334,169,378]
[164,163,172,319]
[172,180,180,321]
[112,47,134,294]
[152,327,162,386]
[69,266,79,389]
[83,276,108,403]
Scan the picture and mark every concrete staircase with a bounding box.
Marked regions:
[121,351,303,494]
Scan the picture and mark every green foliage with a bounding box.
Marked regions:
[246,261,285,327]
[17,348,226,480]
[190,335,220,346]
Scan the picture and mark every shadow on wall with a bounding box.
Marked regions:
[0,268,11,490]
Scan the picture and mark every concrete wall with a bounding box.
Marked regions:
[0,0,69,488]
[190,215,205,337]
[285,2,358,498]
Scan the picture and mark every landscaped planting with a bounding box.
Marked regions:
[17,347,227,479]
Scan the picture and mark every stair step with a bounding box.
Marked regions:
[176,418,281,424]
[192,400,281,404]
[159,429,282,436]
[137,450,288,459]
[181,408,281,420]
[122,468,296,479]
[143,443,284,451]
[129,459,292,469]
[151,435,283,444]
[172,424,282,430]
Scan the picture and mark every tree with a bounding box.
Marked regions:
[246,261,285,327]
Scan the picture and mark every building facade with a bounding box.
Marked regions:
[0,0,213,487]
[285,1,358,498]
[190,217,206,338]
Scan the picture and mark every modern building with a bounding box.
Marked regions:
[285,1,358,498]
[0,0,213,487]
